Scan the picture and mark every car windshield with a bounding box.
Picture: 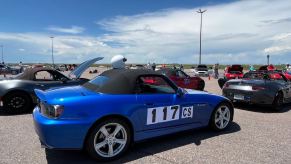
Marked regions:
[197,65,207,68]
[86,76,109,89]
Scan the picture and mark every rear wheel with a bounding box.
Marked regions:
[209,103,233,131]
[86,118,131,161]
[3,91,32,114]
[272,92,284,111]
[197,80,205,91]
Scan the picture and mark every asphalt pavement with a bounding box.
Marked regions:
[0,69,290,164]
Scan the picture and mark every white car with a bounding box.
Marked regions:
[193,64,209,77]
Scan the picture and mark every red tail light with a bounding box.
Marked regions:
[252,86,265,90]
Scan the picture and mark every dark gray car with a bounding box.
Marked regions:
[222,71,291,111]
[0,57,103,114]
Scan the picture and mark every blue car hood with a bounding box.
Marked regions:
[185,89,208,95]
[34,86,96,101]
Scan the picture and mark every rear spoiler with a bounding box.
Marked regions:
[34,89,46,101]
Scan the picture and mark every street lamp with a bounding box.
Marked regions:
[267,54,270,65]
[50,36,55,68]
[196,9,207,64]
[0,45,3,64]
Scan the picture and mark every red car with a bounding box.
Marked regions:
[283,71,291,80]
[224,64,244,80]
[157,68,205,90]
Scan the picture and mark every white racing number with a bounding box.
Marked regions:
[147,105,180,125]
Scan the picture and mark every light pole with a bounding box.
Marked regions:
[196,9,207,65]
[50,36,55,68]
[267,54,270,65]
[0,45,3,64]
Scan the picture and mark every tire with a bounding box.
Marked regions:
[218,78,227,89]
[85,118,131,161]
[272,92,284,111]
[3,91,33,114]
[209,102,233,131]
[198,80,205,91]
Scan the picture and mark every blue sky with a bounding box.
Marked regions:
[0,0,290,64]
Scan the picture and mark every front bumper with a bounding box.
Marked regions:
[33,107,92,149]
[223,89,274,105]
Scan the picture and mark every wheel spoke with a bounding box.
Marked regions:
[95,140,107,150]
[108,144,114,156]
[100,127,109,137]
[215,118,220,123]
[112,125,122,137]
[115,138,126,145]
[220,119,224,128]
[218,108,222,114]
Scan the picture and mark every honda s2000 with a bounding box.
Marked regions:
[33,69,234,161]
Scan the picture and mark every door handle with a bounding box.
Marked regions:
[145,103,155,106]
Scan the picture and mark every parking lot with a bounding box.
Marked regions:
[0,69,290,164]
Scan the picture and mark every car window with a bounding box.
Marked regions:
[88,76,109,89]
[135,76,176,94]
[34,71,54,81]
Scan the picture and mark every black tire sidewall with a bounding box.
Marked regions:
[210,102,233,131]
[85,118,131,162]
[3,92,32,114]
[273,92,283,111]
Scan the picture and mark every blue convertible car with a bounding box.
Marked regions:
[33,69,234,161]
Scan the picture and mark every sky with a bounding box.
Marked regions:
[0,0,290,64]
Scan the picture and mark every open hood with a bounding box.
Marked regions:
[228,65,243,72]
[69,57,103,79]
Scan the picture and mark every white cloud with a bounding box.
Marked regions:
[96,0,291,64]
[1,0,291,64]
[47,26,85,34]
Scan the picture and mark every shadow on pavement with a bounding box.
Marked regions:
[0,108,31,116]
[45,122,240,164]
[234,103,291,113]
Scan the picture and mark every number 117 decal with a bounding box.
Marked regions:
[146,105,193,125]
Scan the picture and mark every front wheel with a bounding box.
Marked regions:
[209,103,233,131]
[85,118,131,161]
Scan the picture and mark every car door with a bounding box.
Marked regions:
[176,70,192,88]
[135,75,196,131]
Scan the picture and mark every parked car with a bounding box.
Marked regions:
[0,57,103,114]
[222,71,291,111]
[218,65,244,88]
[157,68,205,90]
[0,64,20,75]
[33,69,234,161]
[193,64,209,77]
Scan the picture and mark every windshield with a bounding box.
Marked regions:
[197,65,207,68]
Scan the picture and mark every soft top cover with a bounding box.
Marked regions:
[15,67,57,80]
[83,69,175,94]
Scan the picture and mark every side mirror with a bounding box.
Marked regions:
[176,87,185,97]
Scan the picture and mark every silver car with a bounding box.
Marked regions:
[222,71,291,111]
